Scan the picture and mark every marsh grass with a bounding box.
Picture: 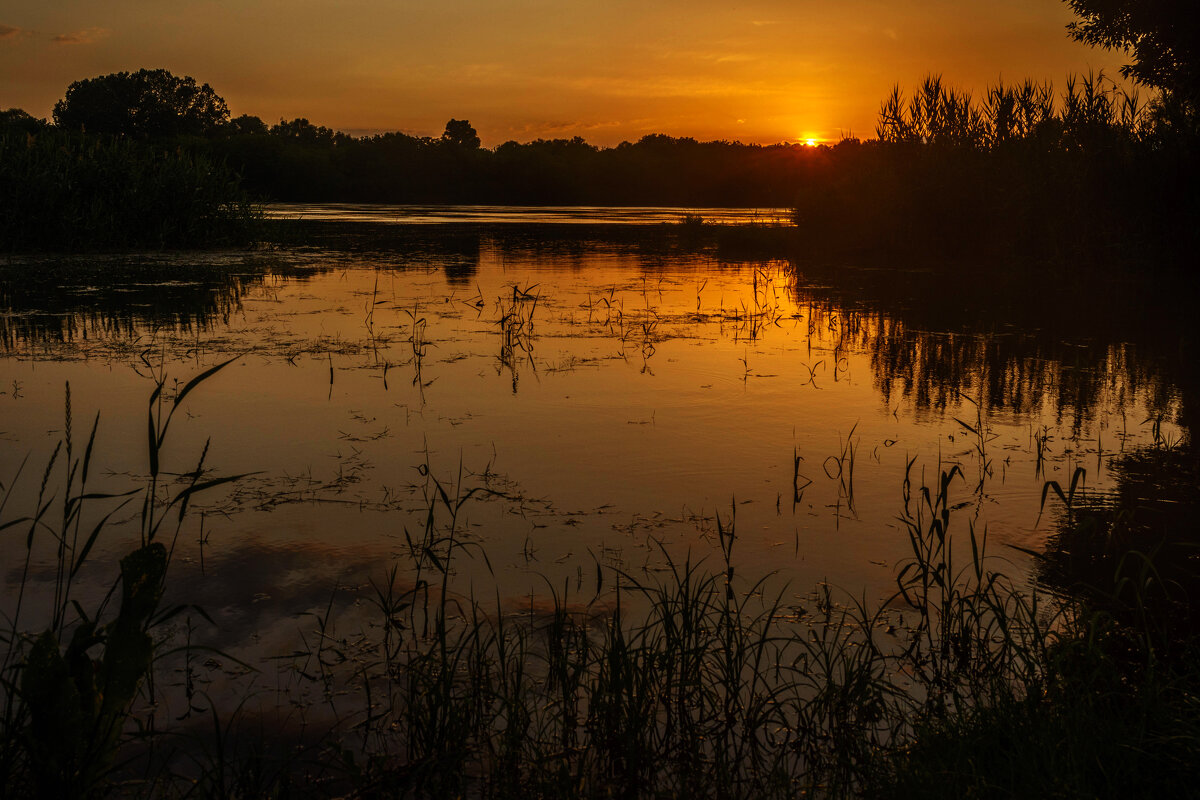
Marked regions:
[0,131,261,251]
[2,379,1196,797]
[246,456,1197,798]
[795,72,1199,265]
[496,283,539,390]
[0,361,251,798]
[882,446,1200,799]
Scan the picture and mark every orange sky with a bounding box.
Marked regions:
[1,1,1124,146]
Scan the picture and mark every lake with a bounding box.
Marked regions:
[0,209,1188,681]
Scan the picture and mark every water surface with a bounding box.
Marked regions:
[0,219,1187,673]
[267,203,793,225]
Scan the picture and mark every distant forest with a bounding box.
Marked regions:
[2,56,1197,256]
[6,65,1189,209]
[2,75,822,207]
[217,119,823,206]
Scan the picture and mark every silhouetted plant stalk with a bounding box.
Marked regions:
[877,71,1149,148]
[2,410,1189,795]
[0,363,249,798]
[496,283,539,392]
[297,460,1106,798]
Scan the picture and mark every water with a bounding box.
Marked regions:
[0,217,1187,672]
[267,203,793,225]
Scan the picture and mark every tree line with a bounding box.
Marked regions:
[2,69,828,206]
[0,0,1195,253]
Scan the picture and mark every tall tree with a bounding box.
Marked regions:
[442,119,481,150]
[1065,1,1199,105]
[53,69,230,138]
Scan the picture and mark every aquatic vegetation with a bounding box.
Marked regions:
[496,283,539,391]
[0,226,1194,797]
[0,365,246,797]
[875,72,1150,148]
[0,328,1195,798]
[792,72,1199,264]
[0,130,261,251]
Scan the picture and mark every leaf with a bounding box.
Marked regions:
[157,356,243,447]
[147,407,159,479]
[168,472,258,509]
[0,515,31,534]
[71,497,134,579]
[80,411,100,486]
[172,355,241,412]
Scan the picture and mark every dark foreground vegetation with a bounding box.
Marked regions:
[1,2,1197,795]
[0,126,262,251]
[0,369,1196,798]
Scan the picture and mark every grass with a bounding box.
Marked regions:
[496,283,539,390]
[0,376,1196,798]
[0,363,248,797]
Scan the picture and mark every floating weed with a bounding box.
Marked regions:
[953,391,998,493]
[496,283,539,392]
[1032,424,1053,477]
[823,422,860,515]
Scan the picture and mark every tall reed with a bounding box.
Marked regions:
[0,363,245,797]
[0,130,261,251]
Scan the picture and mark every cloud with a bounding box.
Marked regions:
[554,73,791,100]
[52,27,110,45]
[0,23,25,40]
[519,119,623,134]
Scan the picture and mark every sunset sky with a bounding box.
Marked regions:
[1,1,1123,147]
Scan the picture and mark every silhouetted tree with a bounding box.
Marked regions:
[1065,1,1199,106]
[270,118,343,145]
[442,119,481,150]
[0,108,48,135]
[227,114,268,136]
[53,69,230,138]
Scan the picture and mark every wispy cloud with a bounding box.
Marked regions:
[519,119,623,135]
[52,27,110,45]
[0,23,25,40]
[657,49,759,66]
[554,74,791,100]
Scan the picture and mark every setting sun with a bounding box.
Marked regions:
[1,1,1196,796]
[0,0,1123,145]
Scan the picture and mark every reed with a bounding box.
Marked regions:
[2,387,1195,797]
[261,454,1194,798]
[0,363,246,797]
[496,283,539,390]
[876,71,1148,149]
[0,130,262,251]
